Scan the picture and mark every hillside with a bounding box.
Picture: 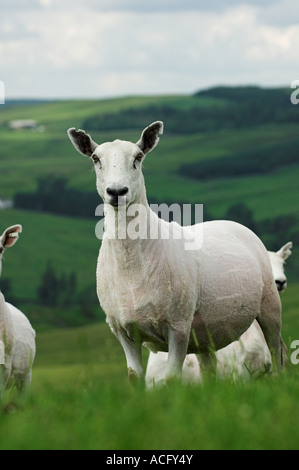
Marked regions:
[0,86,298,328]
[1,88,298,217]
[1,88,299,451]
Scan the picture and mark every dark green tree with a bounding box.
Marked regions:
[225,203,258,234]
[38,261,60,306]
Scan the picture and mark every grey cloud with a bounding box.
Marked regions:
[3,0,298,28]
[77,0,281,12]
[1,0,283,13]
[1,0,298,99]
[257,0,299,27]
[1,0,44,10]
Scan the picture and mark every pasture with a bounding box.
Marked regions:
[0,284,299,450]
[1,236,298,449]
[0,92,299,450]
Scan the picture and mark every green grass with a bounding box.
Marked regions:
[1,370,299,450]
[0,332,299,449]
[0,283,298,450]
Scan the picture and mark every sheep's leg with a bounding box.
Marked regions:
[0,365,5,397]
[118,333,144,384]
[256,316,288,372]
[166,326,190,383]
[15,372,32,394]
[197,351,217,381]
[257,286,288,372]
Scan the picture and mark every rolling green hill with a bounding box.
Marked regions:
[0,87,298,328]
[1,89,299,450]
[1,89,298,221]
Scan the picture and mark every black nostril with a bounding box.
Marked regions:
[118,187,128,196]
[106,187,128,197]
[275,280,286,291]
[106,187,115,196]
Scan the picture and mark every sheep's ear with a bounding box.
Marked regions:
[277,241,293,261]
[0,224,22,249]
[67,128,99,157]
[136,121,164,154]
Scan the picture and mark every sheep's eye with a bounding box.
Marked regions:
[92,154,101,166]
[135,153,143,162]
[133,153,143,169]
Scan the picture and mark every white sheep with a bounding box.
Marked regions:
[0,225,36,393]
[68,122,287,383]
[268,242,292,293]
[145,242,293,387]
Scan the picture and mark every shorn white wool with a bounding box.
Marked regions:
[68,122,288,383]
[145,242,293,387]
[0,225,36,393]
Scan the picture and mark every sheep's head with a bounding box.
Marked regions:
[268,241,292,293]
[0,225,22,276]
[67,122,163,208]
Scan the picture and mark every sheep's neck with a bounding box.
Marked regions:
[103,189,161,263]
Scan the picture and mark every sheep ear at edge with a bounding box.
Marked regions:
[136,121,164,155]
[276,242,293,261]
[1,224,22,249]
[67,128,99,157]
[277,241,293,261]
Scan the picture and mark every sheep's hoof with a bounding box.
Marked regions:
[165,373,181,386]
[2,401,20,415]
[128,367,139,384]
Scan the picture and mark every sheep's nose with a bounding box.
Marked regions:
[106,187,128,197]
[275,280,286,292]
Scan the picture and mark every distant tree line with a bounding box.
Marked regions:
[0,261,104,328]
[14,175,101,218]
[222,202,299,255]
[37,261,77,307]
[82,86,298,135]
[179,138,299,180]
[37,261,101,322]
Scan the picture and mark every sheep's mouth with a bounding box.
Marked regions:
[108,196,127,208]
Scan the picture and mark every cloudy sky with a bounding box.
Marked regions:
[1,0,299,99]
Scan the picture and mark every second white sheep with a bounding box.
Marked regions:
[146,242,293,387]
[0,225,36,393]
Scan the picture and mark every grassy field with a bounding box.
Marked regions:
[1,368,299,450]
[0,283,298,450]
[0,93,299,450]
[0,284,299,450]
